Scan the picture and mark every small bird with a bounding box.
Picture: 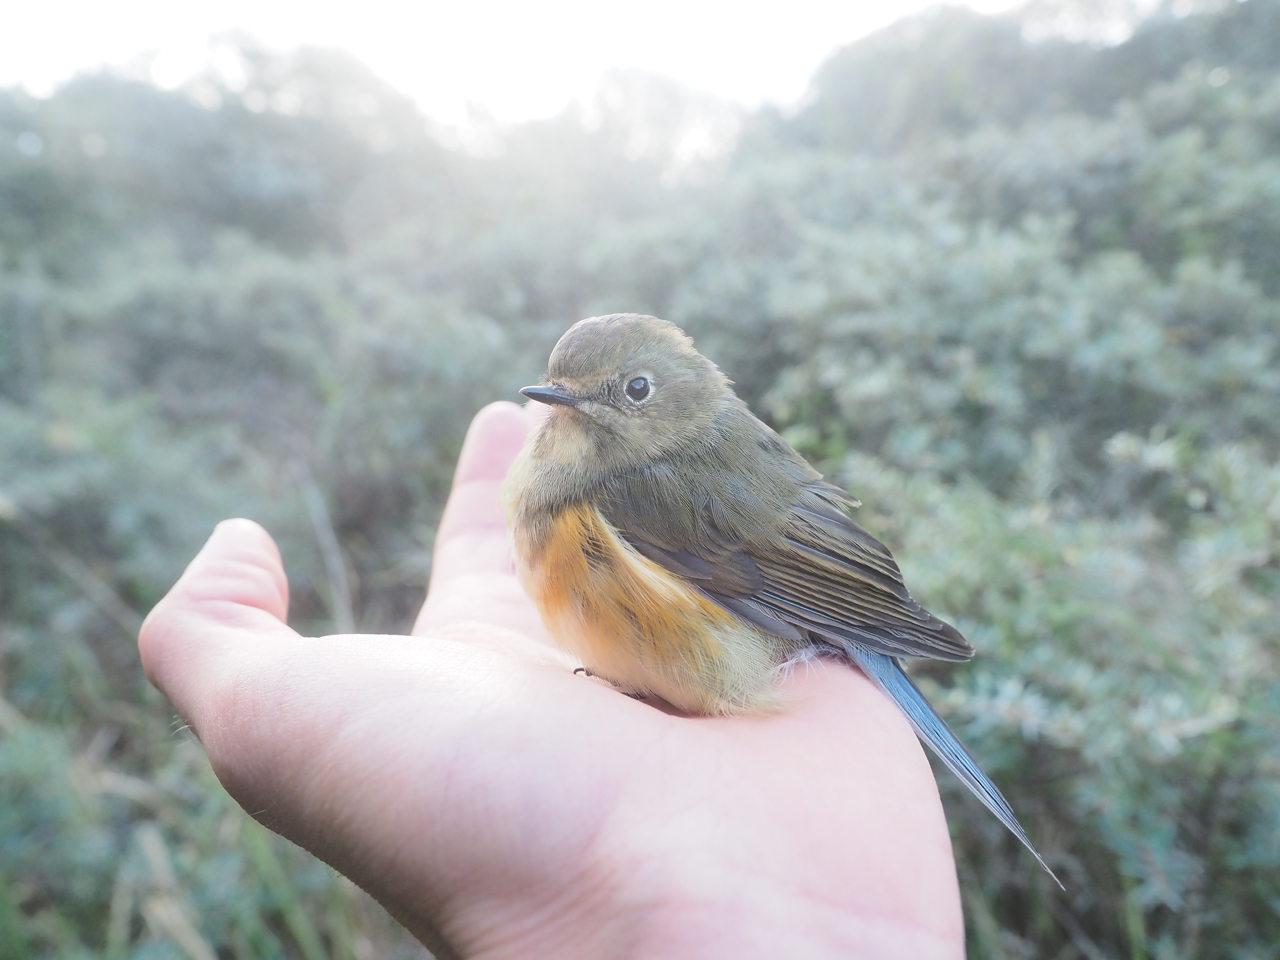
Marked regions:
[503,313,1059,884]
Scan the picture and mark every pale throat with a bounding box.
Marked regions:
[533,412,599,468]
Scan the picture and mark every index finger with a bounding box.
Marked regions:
[431,401,537,578]
[414,402,548,638]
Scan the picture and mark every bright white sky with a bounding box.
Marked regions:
[4,1,1022,125]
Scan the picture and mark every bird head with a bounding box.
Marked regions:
[520,314,734,473]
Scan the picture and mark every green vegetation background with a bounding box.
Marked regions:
[2,2,1279,957]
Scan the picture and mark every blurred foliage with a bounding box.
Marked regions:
[2,1,1279,957]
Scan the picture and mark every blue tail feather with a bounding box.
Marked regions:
[845,646,1063,889]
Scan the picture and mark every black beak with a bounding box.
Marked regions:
[520,384,582,407]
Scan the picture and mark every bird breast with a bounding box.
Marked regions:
[508,499,793,715]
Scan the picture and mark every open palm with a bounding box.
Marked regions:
[139,401,963,960]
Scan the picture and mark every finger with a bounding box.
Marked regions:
[416,402,547,638]
[432,401,531,573]
[139,518,300,737]
[453,401,542,490]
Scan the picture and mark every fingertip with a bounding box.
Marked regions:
[191,518,289,611]
[141,518,290,657]
[211,517,283,566]
[453,401,535,487]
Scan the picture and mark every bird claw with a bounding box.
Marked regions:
[573,666,646,699]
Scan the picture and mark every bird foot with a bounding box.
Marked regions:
[573,667,648,699]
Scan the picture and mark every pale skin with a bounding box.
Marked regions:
[138,401,964,960]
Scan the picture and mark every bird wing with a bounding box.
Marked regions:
[599,477,974,663]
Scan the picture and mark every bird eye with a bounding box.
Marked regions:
[625,376,651,402]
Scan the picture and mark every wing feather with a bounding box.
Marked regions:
[622,535,714,580]
[703,592,807,642]
[598,454,973,661]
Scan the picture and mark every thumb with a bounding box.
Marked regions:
[139,518,298,736]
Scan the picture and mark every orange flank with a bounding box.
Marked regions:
[511,502,792,714]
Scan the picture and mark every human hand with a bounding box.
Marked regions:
[138,401,963,960]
